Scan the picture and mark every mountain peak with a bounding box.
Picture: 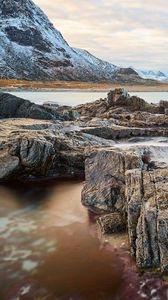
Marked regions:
[0,0,35,17]
[0,0,142,82]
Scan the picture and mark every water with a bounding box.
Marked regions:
[0,179,168,300]
[0,179,127,300]
[9,91,168,106]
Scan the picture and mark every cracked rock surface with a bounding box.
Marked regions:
[82,144,168,271]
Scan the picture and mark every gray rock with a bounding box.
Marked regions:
[82,144,168,272]
[0,119,115,181]
[82,149,126,212]
[0,150,19,179]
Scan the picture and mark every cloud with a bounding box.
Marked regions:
[34,0,168,73]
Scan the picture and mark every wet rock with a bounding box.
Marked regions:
[98,212,126,234]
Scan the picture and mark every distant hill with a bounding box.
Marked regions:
[135,69,168,82]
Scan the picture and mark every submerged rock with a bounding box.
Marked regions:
[98,212,126,234]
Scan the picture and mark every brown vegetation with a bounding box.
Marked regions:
[1,79,168,91]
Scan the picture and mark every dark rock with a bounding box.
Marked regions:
[5,26,52,52]
[159,100,168,114]
[0,93,64,120]
[74,88,160,119]
[98,212,126,234]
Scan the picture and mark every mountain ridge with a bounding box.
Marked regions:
[134,69,168,82]
[0,0,160,83]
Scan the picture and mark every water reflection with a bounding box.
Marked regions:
[1,180,168,300]
[0,180,127,300]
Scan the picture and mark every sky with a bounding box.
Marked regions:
[34,0,168,74]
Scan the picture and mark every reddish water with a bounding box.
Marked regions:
[0,179,168,300]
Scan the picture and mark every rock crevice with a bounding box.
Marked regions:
[82,146,168,272]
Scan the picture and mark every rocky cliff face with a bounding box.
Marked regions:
[0,0,142,82]
[82,145,168,272]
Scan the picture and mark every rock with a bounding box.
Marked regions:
[82,149,126,212]
[74,88,159,118]
[82,144,168,272]
[1,89,168,274]
[0,93,64,120]
[126,166,168,272]
[81,125,166,140]
[107,88,148,111]
[82,146,146,212]
[159,100,168,114]
[0,150,19,179]
[19,137,55,174]
[0,118,115,181]
[98,212,126,234]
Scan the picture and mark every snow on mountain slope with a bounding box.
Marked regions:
[0,0,141,82]
[135,69,168,82]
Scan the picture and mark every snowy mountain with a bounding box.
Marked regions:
[135,69,168,82]
[0,0,142,82]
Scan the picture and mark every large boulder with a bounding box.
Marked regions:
[107,88,157,112]
[82,149,126,213]
[74,89,159,118]
[0,93,64,120]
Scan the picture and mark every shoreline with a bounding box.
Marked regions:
[2,88,168,93]
[1,79,168,92]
